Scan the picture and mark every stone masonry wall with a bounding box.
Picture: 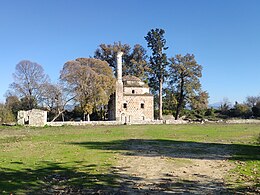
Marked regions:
[123,86,149,94]
[17,109,47,127]
[122,95,154,122]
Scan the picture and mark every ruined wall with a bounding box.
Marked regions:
[17,110,29,125]
[17,109,47,127]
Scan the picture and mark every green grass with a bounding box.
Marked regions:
[0,124,259,194]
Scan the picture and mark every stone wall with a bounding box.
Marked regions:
[165,119,188,124]
[47,121,122,126]
[47,120,163,126]
[122,95,154,122]
[17,109,47,127]
[226,119,260,124]
[123,86,150,94]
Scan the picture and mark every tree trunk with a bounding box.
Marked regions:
[159,78,163,120]
[51,110,64,122]
[175,78,184,120]
[175,101,182,120]
[62,113,64,122]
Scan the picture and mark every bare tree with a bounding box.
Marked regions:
[220,97,232,114]
[41,82,76,122]
[245,95,260,107]
[10,60,49,109]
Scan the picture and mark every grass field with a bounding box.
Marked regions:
[0,124,259,194]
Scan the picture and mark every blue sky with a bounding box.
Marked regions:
[0,0,260,104]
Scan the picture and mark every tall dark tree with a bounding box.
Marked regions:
[163,87,177,113]
[145,28,169,119]
[94,42,148,80]
[169,54,206,119]
[123,44,148,81]
[94,42,131,71]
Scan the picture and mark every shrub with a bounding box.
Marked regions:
[0,104,15,123]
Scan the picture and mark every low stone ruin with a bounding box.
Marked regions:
[17,109,47,127]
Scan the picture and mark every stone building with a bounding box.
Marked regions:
[108,52,154,123]
[17,109,47,127]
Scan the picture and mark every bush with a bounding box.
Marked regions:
[205,108,215,117]
[0,104,15,123]
[252,106,260,117]
[162,109,173,115]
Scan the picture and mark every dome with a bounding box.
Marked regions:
[122,75,141,82]
[122,75,148,87]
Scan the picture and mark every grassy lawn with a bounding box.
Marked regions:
[0,124,259,194]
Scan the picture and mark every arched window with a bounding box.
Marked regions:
[141,103,144,109]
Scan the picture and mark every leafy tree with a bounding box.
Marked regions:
[9,60,49,110]
[123,44,149,81]
[94,42,148,80]
[163,87,177,114]
[169,54,204,119]
[205,107,216,117]
[145,28,169,119]
[231,102,251,118]
[60,58,115,121]
[94,42,131,71]
[0,103,15,123]
[190,91,209,114]
[5,95,21,116]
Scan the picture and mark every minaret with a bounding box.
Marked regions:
[116,51,123,81]
[115,51,124,121]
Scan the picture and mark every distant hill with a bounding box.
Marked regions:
[208,102,221,109]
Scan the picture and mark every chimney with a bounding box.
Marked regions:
[116,51,123,81]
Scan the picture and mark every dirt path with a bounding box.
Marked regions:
[112,140,234,194]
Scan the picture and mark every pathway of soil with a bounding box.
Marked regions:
[111,139,234,194]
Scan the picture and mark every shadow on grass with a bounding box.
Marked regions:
[0,160,241,195]
[0,160,234,194]
[0,161,126,194]
[69,139,260,161]
[1,139,259,194]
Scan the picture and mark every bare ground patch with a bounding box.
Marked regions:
[112,140,235,194]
